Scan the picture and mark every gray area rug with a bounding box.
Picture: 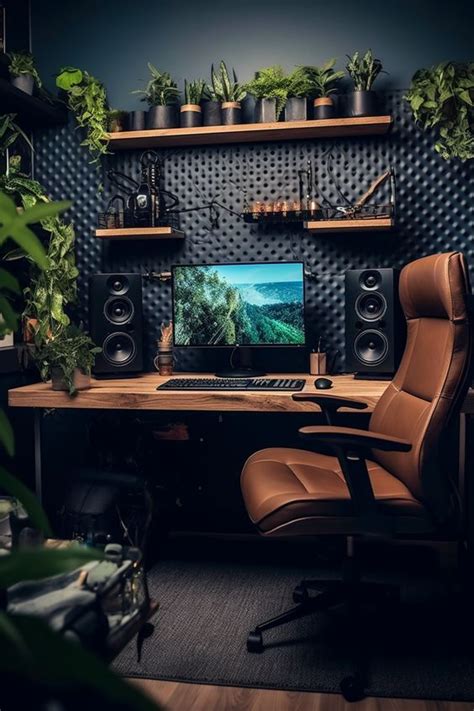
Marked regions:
[113,556,474,701]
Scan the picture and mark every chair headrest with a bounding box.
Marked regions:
[399,252,470,322]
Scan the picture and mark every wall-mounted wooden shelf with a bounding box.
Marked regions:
[0,77,67,128]
[107,115,392,150]
[304,217,394,233]
[95,227,184,240]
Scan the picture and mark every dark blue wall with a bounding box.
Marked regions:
[32,0,474,108]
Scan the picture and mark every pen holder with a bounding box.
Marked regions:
[310,352,327,375]
[154,342,174,376]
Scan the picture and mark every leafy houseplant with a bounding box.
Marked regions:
[405,62,474,161]
[244,65,291,123]
[284,67,312,121]
[107,109,128,133]
[133,64,180,129]
[8,51,42,95]
[299,59,345,119]
[345,50,384,117]
[56,67,110,164]
[36,324,100,395]
[210,61,247,125]
[180,79,206,128]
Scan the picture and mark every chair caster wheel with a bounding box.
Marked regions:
[247,630,263,653]
[340,675,366,702]
[293,585,308,604]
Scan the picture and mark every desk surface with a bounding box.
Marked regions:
[9,373,474,414]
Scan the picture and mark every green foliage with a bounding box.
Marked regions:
[244,65,293,118]
[36,324,101,395]
[286,67,313,98]
[211,61,246,103]
[0,114,34,156]
[184,79,206,105]
[299,59,345,98]
[405,62,474,161]
[346,49,384,91]
[8,51,42,88]
[56,66,110,163]
[133,63,180,106]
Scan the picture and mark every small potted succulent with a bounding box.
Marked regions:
[133,63,180,129]
[285,67,312,121]
[244,65,291,123]
[210,61,247,125]
[202,83,222,126]
[107,109,128,132]
[346,50,384,117]
[36,325,101,395]
[8,51,42,95]
[300,59,345,119]
[180,79,206,128]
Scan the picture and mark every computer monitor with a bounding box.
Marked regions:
[172,261,305,376]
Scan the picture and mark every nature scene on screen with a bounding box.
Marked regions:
[173,263,305,346]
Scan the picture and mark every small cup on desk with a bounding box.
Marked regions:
[154,341,174,376]
[310,351,327,375]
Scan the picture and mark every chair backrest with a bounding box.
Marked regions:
[369,252,472,521]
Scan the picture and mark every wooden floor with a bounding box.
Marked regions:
[130,679,473,710]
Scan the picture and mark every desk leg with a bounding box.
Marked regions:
[34,409,43,504]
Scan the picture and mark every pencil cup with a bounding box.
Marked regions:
[310,352,327,375]
[154,342,174,376]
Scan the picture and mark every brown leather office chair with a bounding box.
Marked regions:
[241,253,472,688]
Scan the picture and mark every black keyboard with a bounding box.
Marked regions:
[157,377,306,391]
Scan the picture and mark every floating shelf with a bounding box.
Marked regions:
[304,217,394,233]
[95,226,185,241]
[107,115,393,150]
[0,77,67,128]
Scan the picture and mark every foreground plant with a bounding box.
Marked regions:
[36,324,100,395]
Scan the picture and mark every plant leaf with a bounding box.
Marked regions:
[0,410,14,456]
[0,547,102,588]
[0,466,52,536]
[0,268,20,294]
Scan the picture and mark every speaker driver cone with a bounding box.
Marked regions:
[103,333,136,366]
[354,330,388,366]
[355,292,387,321]
[104,297,134,324]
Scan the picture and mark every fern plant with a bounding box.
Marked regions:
[244,65,292,118]
[405,62,474,161]
[211,61,246,103]
[299,59,345,98]
[184,79,206,105]
[346,50,384,91]
[287,67,313,98]
[133,63,180,106]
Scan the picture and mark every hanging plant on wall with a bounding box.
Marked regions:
[56,66,110,163]
[405,61,474,161]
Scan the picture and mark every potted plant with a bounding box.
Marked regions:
[210,61,246,125]
[284,67,312,121]
[202,83,222,126]
[107,109,128,133]
[133,63,180,129]
[244,65,292,123]
[180,79,206,128]
[36,325,100,394]
[8,51,42,95]
[345,49,384,117]
[405,61,474,161]
[299,59,345,119]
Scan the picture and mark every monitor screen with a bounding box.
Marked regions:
[172,262,305,347]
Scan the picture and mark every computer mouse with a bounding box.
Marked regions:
[315,377,333,390]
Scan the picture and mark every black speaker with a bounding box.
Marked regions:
[89,273,143,376]
[345,268,405,378]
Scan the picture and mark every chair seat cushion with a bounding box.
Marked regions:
[241,448,431,535]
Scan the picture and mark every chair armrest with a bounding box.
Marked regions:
[292,393,368,425]
[298,426,412,453]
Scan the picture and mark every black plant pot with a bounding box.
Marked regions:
[11,73,34,95]
[346,90,378,117]
[313,97,335,119]
[284,97,307,122]
[146,105,178,129]
[202,100,222,126]
[254,98,277,123]
[221,102,242,125]
[180,104,202,128]
[130,110,146,131]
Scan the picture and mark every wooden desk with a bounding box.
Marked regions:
[8,373,474,501]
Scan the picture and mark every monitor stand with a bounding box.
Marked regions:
[215,347,266,378]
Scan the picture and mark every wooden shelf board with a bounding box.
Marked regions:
[304,217,394,233]
[0,77,67,127]
[95,227,184,240]
[107,116,393,149]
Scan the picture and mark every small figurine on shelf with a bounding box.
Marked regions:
[154,321,174,375]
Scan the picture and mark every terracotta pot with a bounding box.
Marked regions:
[51,367,91,392]
[221,101,242,125]
[313,97,335,120]
[180,104,202,128]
